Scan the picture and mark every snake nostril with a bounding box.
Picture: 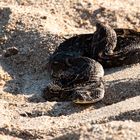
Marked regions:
[105,49,113,55]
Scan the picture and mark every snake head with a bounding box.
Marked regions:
[72,87,105,104]
[104,46,114,55]
[95,21,117,56]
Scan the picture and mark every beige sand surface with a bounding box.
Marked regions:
[0,0,140,139]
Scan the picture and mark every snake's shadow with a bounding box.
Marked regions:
[103,78,140,105]
[51,108,140,140]
[104,66,131,75]
[108,109,140,122]
[45,78,140,116]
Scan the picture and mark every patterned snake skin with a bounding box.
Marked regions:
[43,21,140,104]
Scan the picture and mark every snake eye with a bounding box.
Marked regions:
[104,48,109,54]
[105,49,113,55]
[53,61,59,64]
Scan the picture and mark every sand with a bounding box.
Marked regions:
[0,0,140,139]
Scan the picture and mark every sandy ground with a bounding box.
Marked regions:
[0,0,140,139]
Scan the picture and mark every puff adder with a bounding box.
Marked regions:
[43,21,140,104]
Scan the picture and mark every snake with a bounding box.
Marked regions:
[43,21,140,104]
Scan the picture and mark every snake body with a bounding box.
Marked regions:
[43,22,140,103]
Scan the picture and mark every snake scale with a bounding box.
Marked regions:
[43,21,140,104]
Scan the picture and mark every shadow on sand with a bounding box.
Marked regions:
[0,7,62,97]
[39,78,140,117]
[1,7,140,117]
[27,78,140,117]
[103,78,140,105]
[109,109,140,122]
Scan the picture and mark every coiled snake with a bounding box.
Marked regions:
[43,22,140,104]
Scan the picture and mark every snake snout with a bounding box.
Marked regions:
[105,49,114,55]
[73,87,104,104]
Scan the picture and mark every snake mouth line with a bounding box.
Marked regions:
[73,98,102,104]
